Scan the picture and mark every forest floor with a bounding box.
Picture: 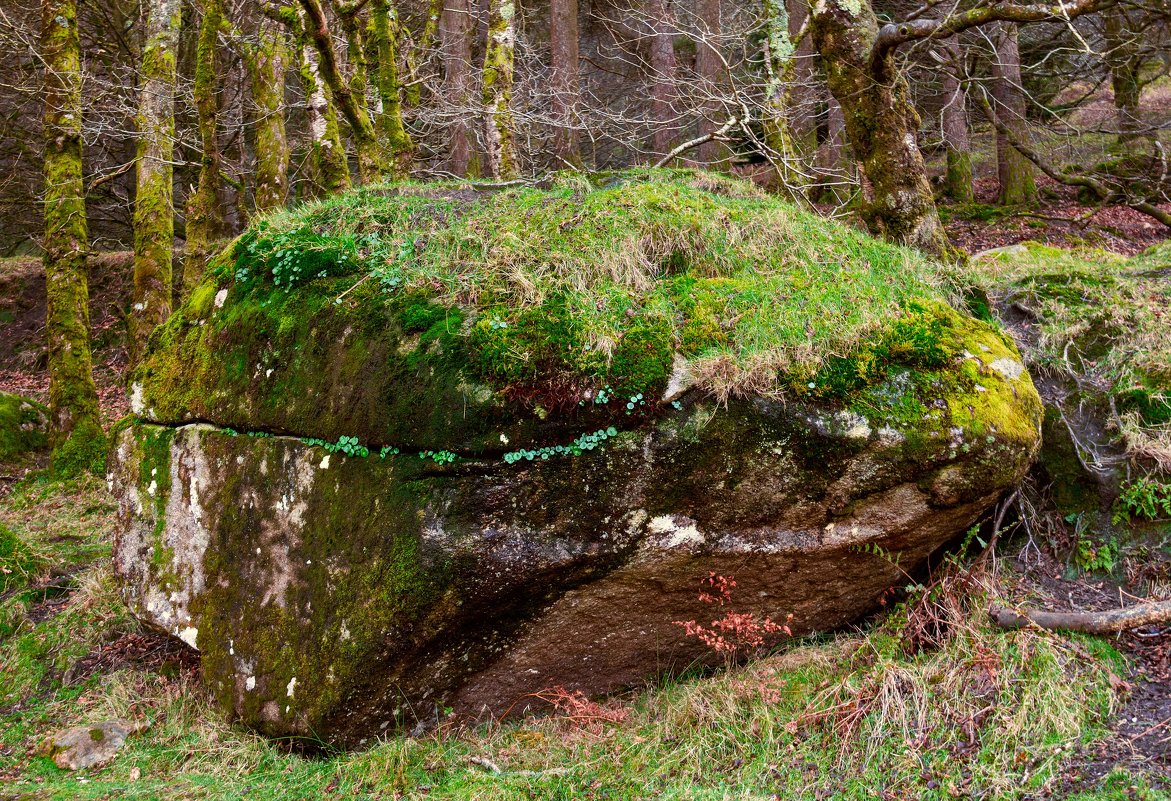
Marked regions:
[1,200,1170,799]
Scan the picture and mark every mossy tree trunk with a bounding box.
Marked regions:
[809,0,950,256]
[440,0,477,176]
[990,22,1036,205]
[295,6,350,195]
[482,0,519,179]
[1102,6,1145,149]
[41,0,106,475]
[183,0,226,295]
[370,0,414,177]
[130,0,182,365]
[761,0,803,195]
[550,0,579,165]
[299,0,385,183]
[940,41,974,203]
[246,17,290,212]
[648,0,677,158]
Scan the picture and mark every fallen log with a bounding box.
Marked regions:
[989,600,1171,634]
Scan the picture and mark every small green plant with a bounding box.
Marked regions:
[1112,476,1171,524]
[502,427,619,464]
[329,435,369,458]
[379,445,400,459]
[1066,512,1119,572]
[419,449,457,465]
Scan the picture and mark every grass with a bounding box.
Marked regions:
[222,169,949,399]
[968,240,1171,470]
[1,472,1166,800]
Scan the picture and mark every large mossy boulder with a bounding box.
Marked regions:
[111,171,1042,747]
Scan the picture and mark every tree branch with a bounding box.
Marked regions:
[990,600,1171,634]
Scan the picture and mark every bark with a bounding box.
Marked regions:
[247,17,290,212]
[990,22,1036,205]
[1102,6,1145,148]
[298,0,384,182]
[183,0,227,295]
[482,0,518,179]
[440,0,476,176]
[550,0,579,164]
[648,0,677,158]
[404,0,444,107]
[990,601,1171,634]
[761,0,803,193]
[370,0,414,177]
[940,42,973,202]
[296,6,350,196]
[695,0,726,165]
[130,0,182,365]
[809,0,950,255]
[786,0,816,144]
[41,0,106,474]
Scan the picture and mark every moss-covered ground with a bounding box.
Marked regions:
[1,472,1166,800]
[970,241,1170,468]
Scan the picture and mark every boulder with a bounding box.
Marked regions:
[39,720,145,770]
[111,171,1042,747]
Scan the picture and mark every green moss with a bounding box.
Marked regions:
[0,392,48,462]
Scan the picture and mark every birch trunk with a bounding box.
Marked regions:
[482,0,518,179]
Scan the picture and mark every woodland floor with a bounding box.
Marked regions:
[1,199,1170,799]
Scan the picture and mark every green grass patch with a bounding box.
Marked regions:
[218,169,950,400]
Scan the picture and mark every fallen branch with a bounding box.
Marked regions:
[990,599,1171,634]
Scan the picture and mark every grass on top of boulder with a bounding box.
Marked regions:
[969,240,1171,470]
[216,169,953,401]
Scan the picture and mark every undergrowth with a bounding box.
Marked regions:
[1,474,1164,800]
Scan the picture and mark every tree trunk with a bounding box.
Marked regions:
[786,0,816,144]
[695,0,726,165]
[482,0,518,179]
[809,0,950,255]
[550,0,579,164]
[248,17,289,212]
[41,0,106,476]
[940,41,973,203]
[295,6,350,196]
[1102,6,1145,148]
[761,0,803,194]
[298,0,384,183]
[648,0,677,158]
[440,0,476,176]
[990,22,1036,205]
[130,0,182,365]
[183,0,226,295]
[370,0,414,177]
[404,0,444,107]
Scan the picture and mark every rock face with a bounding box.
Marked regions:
[111,173,1043,747]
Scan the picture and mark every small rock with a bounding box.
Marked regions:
[39,720,146,770]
